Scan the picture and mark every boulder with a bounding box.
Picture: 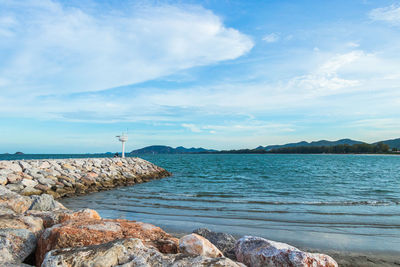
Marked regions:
[26,209,100,228]
[36,218,179,265]
[19,161,32,171]
[0,175,7,185]
[42,238,244,267]
[179,233,223,258]
[0,161,22,173]
[193,228,237,260]
[38,162,51,169]
[0,214,44,234]
[28,194,66,211]
[21,179,38,188]
[7,173,23,184]
[0,186,33,213]
[235,236,338,267]
[0,229,37,264]
[20,187,42,196]
[0,214,44,264]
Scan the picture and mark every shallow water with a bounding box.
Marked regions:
[45,154,399,253]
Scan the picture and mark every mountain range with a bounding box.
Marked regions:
[257,138,364,151]
[130,138,400,154]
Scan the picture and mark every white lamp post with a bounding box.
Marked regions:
[116,134,128,158]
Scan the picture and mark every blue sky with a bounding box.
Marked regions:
[1,0,400,153]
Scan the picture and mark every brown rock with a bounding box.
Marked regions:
[0,186,33,213]
[7,173,23,184]
[26,209,100,228]
[86,172,98,178]
[36,218,179,266]
[34,184,50,192]
[179,233,223,258]
[0,214,44,234]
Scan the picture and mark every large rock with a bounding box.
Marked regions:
[0,175,7,185]
[26,209,100,228]
[179,233,223,258]
[0,214,44,234]
[0,186,33,213]
[36,218,179,265]
[28,194,66,211]
[21,179,38,188]
[193,228,237,260]
[0,229,37,264]
[42,238,244,267]
[0,161,22,173]
[0,214,44,264]
[235,236,338,267]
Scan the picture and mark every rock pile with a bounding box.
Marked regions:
[0,157,170,198]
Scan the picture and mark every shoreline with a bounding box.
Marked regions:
[1,157,397,266]
[154,230,400,267]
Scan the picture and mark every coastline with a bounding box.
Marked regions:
[0,156,340,267]
[1,156,397,266]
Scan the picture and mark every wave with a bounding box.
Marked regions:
[116,194,400,206]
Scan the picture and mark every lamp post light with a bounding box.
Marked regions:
[116,134,128,158]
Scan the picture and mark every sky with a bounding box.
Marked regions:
[0,0,400,153]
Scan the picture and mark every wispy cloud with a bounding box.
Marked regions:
[369,4,400,25]
[0,1,253,96]
[262,33,279,43]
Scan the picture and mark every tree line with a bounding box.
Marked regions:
[269,142,390,154]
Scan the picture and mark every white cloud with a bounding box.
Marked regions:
[262,33,279,43]
[0,0,253,95]
[287,51,365,95]
[346,42,360,48]
[369,4,400,25]
[181,123,202,133]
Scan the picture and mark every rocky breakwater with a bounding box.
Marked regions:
[0,157,170,198]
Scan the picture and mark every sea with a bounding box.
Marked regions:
[2,153,400,254]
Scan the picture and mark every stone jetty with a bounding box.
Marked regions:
[0,157,338,267]
[0,157,170,198]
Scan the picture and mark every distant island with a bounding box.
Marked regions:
[129,138,400,155]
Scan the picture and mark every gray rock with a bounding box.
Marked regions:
[5,183,24,192]
[235,236,338,267]
[29,194,65,211]
[18,161,32,171]
[0,186,33,213]
[39,161,51,169]
[20,187,42,196]
[0,176,7,185]
[20,179,38,188]
[2,263,35,267]
[42,238,244,267]
[38,177,56,186]
[193,228,237,260]
[0,169,13,177]
[0,162,22,173]
[7,173,23,184]
[0,229,37,264]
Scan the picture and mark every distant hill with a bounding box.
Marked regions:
[258,139,364,151]
[130,145,216,154]
[375,138,400,149]
[129,138,399,154]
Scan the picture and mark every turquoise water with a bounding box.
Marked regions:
[4,154,399,253]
